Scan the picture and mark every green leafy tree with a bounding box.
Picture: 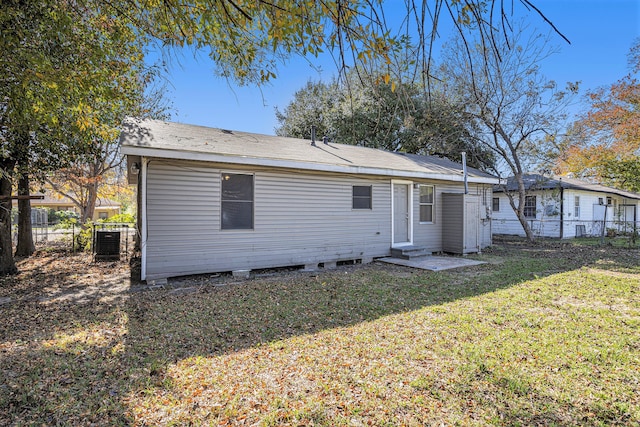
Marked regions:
[275,74,495,169]
[1,0,156,269]
[275,80,340,141]
[1,0,87,269]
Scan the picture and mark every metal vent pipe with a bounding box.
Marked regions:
[462,152,468,194]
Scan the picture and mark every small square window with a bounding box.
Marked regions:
[352,186,372,209]
[492,197,500,212]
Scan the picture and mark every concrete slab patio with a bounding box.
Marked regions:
[377,255,486,271]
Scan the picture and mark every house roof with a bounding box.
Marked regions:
[119,119,498,184]
[495,174,640,201]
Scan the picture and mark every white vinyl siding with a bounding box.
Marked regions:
[493,189,640,239]
[492,192,561,237]
[143,160,493,279]
[144,160,392,279]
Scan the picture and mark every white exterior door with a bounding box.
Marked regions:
[392,182,412,246]
[464,196,480,251]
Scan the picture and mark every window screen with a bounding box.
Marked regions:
[352,186,372,209]
[221,173,254,229]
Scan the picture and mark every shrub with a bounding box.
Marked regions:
[50,210,80,229]
[98,213,135,224]
[74,223,94,252]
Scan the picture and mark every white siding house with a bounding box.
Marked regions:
[492,174,640,238]
[120,119,498,281]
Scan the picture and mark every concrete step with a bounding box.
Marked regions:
[390,245,431,260]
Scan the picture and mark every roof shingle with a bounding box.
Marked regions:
[120,119,498,184]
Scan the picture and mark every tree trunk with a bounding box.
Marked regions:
[15,172,35,256]
[515,210,535,242]
[505,174,535,242]
[81,182,99,224]
[515,179,535,242]
[0,172,17,275]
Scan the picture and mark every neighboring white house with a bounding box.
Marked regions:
[492,174,640,238]
[120,119,499,282]
[12,193,121,221]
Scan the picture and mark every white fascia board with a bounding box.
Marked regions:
[121,146,499,185]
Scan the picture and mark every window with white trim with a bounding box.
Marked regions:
[492,197,500,212]
[221,173,254,229]
[419,185,434,223]
[524,195,536,219]
[574,196,580,218]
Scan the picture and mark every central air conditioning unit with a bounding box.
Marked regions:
[94,230,121,260]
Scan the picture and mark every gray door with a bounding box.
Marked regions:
[393,184,409,244]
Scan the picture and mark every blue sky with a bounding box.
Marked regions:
[149,0,639,136]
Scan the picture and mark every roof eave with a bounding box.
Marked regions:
[122,145,499,185]
[494,184,640,201]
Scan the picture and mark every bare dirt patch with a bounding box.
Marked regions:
[0,249,131,305]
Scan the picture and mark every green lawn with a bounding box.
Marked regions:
[1,240,638,426]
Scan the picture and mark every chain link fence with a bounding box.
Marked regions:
[494,218,639,241]
[11,208,136,259]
